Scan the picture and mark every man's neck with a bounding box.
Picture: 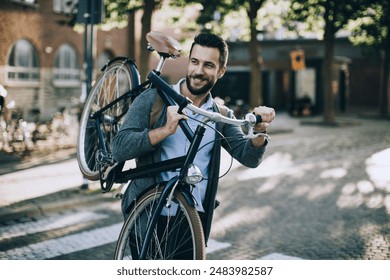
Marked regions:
[180,80,209,108]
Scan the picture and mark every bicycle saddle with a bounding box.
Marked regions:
[146,31,182,58]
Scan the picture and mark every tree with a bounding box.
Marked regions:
[105,0,160,80]
[349,0,390,117]
[287,0,371,124]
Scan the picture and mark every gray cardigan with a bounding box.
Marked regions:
[112,87,268,242]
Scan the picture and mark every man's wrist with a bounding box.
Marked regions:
[254,130,267,134]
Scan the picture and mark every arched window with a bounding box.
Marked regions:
[7,39,40,83]
[53,44,81,87]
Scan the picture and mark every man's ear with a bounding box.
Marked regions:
[218,66,227,79]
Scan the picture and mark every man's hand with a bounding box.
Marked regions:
[251,106,276,147]
[148,105,188,146]
[164,105,188,135]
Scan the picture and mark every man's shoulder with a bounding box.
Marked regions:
[141,87,159,99]
[213,99,233,118]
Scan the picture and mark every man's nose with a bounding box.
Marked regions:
[194,64,204,75]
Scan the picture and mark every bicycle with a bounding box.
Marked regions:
[0,100,31,155]
[76,31,269,260]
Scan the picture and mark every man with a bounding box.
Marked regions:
[112,33,275,245]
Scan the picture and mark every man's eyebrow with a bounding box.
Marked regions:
[191,57,217,67]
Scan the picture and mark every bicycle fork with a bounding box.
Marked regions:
[139,121,207,259]
[139,177,180,259]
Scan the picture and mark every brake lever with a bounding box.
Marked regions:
[244,127,270,140]
[243,113,270,140]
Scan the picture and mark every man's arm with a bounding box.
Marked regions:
[112,89,157,163]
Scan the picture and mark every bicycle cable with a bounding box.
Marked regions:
[184,114,242,181]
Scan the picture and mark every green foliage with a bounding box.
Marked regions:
[103,0,144,26]
[286,0,371,38]
[170,0,285,41]
[349,0,390,58]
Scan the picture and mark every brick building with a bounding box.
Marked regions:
[0,0,129,121]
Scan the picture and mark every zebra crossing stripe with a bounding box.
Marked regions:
[259,253,302,260]
[0,212,107,241]
[0,223,123,260]
[1,218,231,260]
[206,239,231,254]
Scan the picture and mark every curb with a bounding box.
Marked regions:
[0,190,115,224]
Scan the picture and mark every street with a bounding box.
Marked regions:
[0,113,389,260]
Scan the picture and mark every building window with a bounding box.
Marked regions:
[53,44,81,87]
[7,39,40,84]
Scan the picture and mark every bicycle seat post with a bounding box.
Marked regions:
[146,31,182,75]
[154,56,167,74]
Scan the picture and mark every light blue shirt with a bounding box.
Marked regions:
[160,79,216,213]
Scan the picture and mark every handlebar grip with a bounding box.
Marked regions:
[254,113,262,124]
[148,71,189,109]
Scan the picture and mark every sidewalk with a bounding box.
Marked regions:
[0,147,113,223]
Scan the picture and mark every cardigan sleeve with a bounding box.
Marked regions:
[221,114,268,168]
[112,88,159,163]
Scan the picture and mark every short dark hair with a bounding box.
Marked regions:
[189,33,229,68]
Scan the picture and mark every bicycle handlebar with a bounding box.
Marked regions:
[147,71,269,140]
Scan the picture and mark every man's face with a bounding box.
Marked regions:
[186,44,226,96]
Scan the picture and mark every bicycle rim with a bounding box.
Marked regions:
[114,186,206,260]
[77,60,137,179]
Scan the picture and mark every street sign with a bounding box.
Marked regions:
[290,49,305,71]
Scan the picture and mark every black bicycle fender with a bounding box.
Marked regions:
[100,56,138,72]
[179,185,197,208]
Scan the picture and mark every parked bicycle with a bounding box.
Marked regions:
[76,32,270,260]
[0,99,31,155]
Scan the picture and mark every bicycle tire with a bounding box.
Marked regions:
[77,58,140,180]
[114,185,206,260]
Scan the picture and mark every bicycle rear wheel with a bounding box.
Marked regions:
[77,58,140,180]
[114,185,206,260]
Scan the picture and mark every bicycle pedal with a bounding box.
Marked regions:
[101,163,118,181]
[96,150,115,165]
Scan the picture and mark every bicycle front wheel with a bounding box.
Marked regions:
[77,58,140,180]
[114,186,206,260]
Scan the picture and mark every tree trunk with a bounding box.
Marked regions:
[127,10,136,60]
[248,0,263,108]
[379,38,390,117]
[248,23,262,108]
[140,0,155,81]
[323,9,336,124]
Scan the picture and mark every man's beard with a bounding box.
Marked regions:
[186,75,214,96]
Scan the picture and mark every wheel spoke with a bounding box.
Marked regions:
[114,187,205,260]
